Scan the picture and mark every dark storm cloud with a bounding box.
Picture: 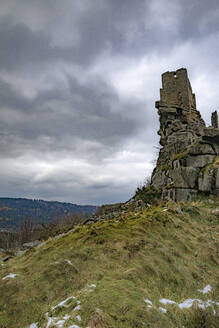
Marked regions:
[0,0,219,204]
[0,72,146,161]
[0,18,51,71]
[0,1,149,71]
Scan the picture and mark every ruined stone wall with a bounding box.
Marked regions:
[151,68,219,201]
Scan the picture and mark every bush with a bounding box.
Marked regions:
[135,185,161,205]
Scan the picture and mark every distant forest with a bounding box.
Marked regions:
[0,198,98,231]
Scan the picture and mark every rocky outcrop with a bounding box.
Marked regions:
[151,68,219,201]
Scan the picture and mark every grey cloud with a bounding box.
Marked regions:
[0,73,149,162]
[0,18,53,71]
[0,0,218,204]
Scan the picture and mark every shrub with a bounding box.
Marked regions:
[135,185,161,205]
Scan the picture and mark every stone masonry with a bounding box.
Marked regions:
[151,68,219,201]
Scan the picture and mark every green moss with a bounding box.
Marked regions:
[171,150,188,161]
[157,164,171,171]
[166,182,174,189]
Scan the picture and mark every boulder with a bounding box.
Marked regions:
[188,143,216,155]
[151,170,168,189]
[162,188,197,202]
[168,167,199,189]
[186,155,215,168]
[198,167,214,192]
[215,168,219,189]
[174,189,197,202]
[22,240,42,249]
[2,256,12,262]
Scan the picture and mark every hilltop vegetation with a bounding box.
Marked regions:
[0,198,97,231]
[0,197,218,327]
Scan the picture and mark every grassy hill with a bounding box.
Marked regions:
[0,198,218,327]
[0,198,98,231]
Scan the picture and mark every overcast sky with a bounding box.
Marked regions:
[0,0,219,205]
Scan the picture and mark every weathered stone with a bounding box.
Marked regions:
[162,188,197,202]
[215,189,219,196]
[188,143,216,155]
[2,256,12,262]
[16,250,28,256]
[151,170,168,189]
[186,155,215,168]
[151,68,219,201]
[22,240,42,248]
[203,127,219,143]
[211,111,218,129]
[168,167,199,189]
[198,167,214,192]
[215,168,219,189]
[174,189,197,202]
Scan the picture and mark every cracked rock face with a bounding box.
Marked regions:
[151,68,219,201]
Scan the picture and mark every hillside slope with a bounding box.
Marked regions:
[0,198,218,328]
[0,198,98,231]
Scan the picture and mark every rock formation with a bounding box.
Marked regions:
[151,68,219,201]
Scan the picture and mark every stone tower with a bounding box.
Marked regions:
[211,111,218,129]
[151,68,219,201]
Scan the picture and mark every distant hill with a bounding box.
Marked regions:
[0,198,98,231]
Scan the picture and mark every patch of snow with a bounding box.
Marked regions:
[197,299,212,310]
[56,319,65,326]
[198,285,212,294]
[45,313,70,328]
[159,307,167,313]
[2,273,17,280]
[160,298,176,305]
[76,315,82,322]
[178,299,214,310]
[88,284,96,288]
[76,300,81,305]
[65,259,73,266]
[46,316,56,328]
[73,305,81,311]
[178,299,196,309]
[29,324,38,328]
[63,314,70,320]
[144,299,152,305]
[52,296,75,310]
[162,208,168,212]
[68,325,80,328]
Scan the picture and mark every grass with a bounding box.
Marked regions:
[0,198,218,327]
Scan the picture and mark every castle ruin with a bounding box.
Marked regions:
[151,68,219,201]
